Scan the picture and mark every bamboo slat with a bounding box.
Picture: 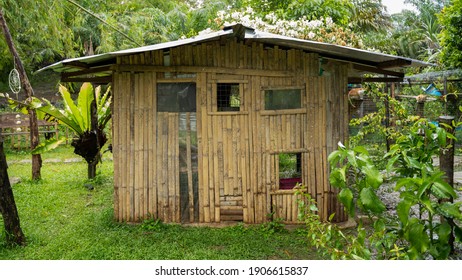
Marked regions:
[149,72,157,218]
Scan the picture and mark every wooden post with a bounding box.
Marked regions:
[416,100,425,117]
[0,8,42,180]
[438,115,455,252]
[384,81,391,151]
[439,116,455,186]
[0,132,26,246]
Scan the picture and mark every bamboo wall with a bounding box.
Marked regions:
[112,37,349,223]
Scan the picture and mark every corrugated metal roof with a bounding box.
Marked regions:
[38,24,430,74]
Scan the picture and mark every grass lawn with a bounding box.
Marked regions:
[0,146,318,260]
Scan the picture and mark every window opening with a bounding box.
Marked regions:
[265,89,301,110]
[217,83,240,111]
[279,153,302,189]
[157,83,196,112]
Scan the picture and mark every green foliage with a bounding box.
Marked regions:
[0,0,77,73]
[140,217,165,232]
[285,0,354,25]
[260,213,287,236]
[328,118,462,259]
[329,143,385,217]
[385,119,462,259]
[438,0,462,68]
[296,189,389,259]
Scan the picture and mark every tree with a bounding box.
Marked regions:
[0,133,26,246]
[0,7,42,180]
[438,0,462,68]
[350,0,391,33]
[0,0,77,74]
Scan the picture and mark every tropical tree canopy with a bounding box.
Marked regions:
[0,0,459,84]
[438,0,462,68]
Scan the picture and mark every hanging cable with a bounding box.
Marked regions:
[66,0,142,48]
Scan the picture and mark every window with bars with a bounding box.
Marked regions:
[217,83,240,112]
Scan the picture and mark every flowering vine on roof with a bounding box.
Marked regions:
[205,7,363,49]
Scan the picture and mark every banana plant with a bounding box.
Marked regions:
[3,82,111,179]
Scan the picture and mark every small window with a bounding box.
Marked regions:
[157,83,196,112]
[265,89,301,110]
[217,83,240,111]
[279,153,302,189]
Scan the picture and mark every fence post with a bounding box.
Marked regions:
[438,115,455,252]
[438,116,455,186]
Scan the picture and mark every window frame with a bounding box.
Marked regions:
[262,86,305,112]
[156,82,197,113]
[277,152,302,190]
[216,83,241,112]
[211,81,246,114]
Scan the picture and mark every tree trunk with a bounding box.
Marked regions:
[0,8,42,180]
[0,134,26,246]
[88,160,97,179]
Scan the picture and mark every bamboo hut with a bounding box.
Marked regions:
[39,24,429,224]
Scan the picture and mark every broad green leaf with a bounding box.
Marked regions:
[309,203,318,212]
[396,178,415,191]
[310,203,319,212]
[435,222,452,244]
[329,167,346,188]
[338,188,354,217]
[328,212,336,222]
[373,219,386,232]
[407,157,422,169]
[30,101,83,134]
[353,146,369,155]
[59,84,83,131]
[438,202,462,219]
[359,187,386,214]
[416,180,432,199]
[386,154,399,173]
[397,198,413,225]
[328,150,344,165]
[31,137,66,155]
[454,225,462,242]
[407,220,430,253]
[437,127,447,147]
[362,165,383,189]
[77,83,95,132]
[346,150,357,168]
[420,196,435,214]
[432,181,457,199]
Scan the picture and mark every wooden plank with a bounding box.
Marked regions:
[320,77,328,221]
[196,72,204,222]
[167,113,174,222]
[149,72,157,218]
[161,113,169,222]
[134,73,142,221]
[112,65,295,77]
[186,113,194,222]
[113,71,121,221]
[174,113,180,223]
[214,115,222,222]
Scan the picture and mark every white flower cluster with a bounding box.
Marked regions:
[215,7,362,48]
